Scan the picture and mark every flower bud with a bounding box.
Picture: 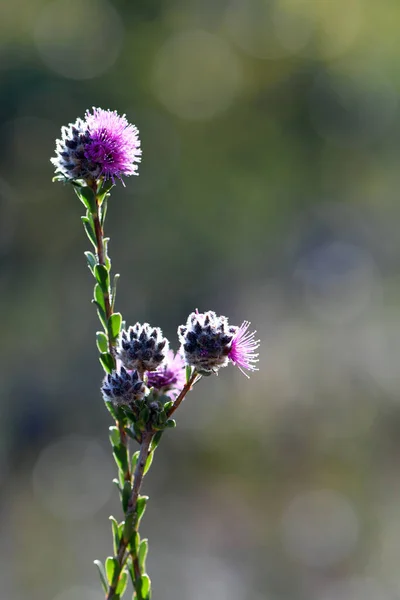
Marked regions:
[101,367,146,406]
[117,323,169,372]
[178,310,237,375]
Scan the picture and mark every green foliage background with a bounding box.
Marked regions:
[2,1,400,599]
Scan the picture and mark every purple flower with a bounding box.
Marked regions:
[84,108,141,182]
[147,350,186,398]
[51,107,141,183]
[228,321,260,378]
[178,310,260,377]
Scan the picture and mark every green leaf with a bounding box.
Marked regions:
[166,419,176,428]
[138,539,148,571]
[139,406,149,424]
[185,365,193,384]
[105,401,117,419]
[150,431,163,451]
[163,401,174,414]
[94,283,106,312]
[140,574,151,599]
[94,559,108,593]
[109,426,120,446]
[101,196,108,226]
[108,312,122,341]
[113,444,129,475]
[130,531,140,554]
[103,237,111,270]
[143,451,153,476]
[81,216,97,249]
[131,450,140,472]
[92,299,107,330]
[84,251,97,274]
[99,352,115,374]
[116,570,128,596]
[97,177,114,199]
[75,185,97,213]
[136,496,148,525]
[95,264,110,291]
[105,556,119,585]
[110,516,121,555]
[97,331,108,353]
[111,273,120,311]
[123,513,134,541]
[122,481,131,513]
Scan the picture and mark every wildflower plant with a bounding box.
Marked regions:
[51,107,260,600]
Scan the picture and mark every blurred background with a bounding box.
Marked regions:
[2,0,400,598]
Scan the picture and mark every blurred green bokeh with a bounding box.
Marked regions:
[2,1,400,599]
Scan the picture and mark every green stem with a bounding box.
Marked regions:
[106,431,154,600]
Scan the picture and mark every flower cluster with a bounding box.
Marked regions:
[51,107,141,183]
[104,312,259,412]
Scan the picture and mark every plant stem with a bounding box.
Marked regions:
[91,190,131,481]
[106,431,153,600]
[167,371,199,419]
[92,199,113,355]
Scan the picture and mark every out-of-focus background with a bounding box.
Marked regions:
[2,0,400,598]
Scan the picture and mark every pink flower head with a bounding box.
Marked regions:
[147,350,186,398]
[228,321,260,378]
[84,107,141,182]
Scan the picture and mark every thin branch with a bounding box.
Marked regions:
[106,431,153,600]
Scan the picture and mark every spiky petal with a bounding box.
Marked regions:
[228,321,260,377]
[84,107,141,182]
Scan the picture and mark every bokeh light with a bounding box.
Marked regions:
[152,30,243,120]
[34,0,124,80]
[32,436,114,520]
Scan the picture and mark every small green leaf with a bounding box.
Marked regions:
[99,352,115,374]
[130,531,140,554]
[139,406,149,423]
[105,556,119,585]
[143,451,153,476]
[122,481,131,513]
[150,431,163,451]
[95,264,110,291]
[75,185,97,213]
[111,273,120,311]
[110,516,121,555]
[94,559,108,593]
[97,331,108,353]
[138,539,148,571]
[81,216,97,249]
[113,444,129,475]
[94,283,106,312]
[109,426,120,446]
[100,196,108,226]
[103,237,111,270]
[108,312,122,341]
[123,513,134,541]
[163,401,174,414]
[93,300,107,330]
[136,496,148,525]
[166,419,176,428]
[105,401,117,419]
[97,178,114,200]
[140,574,151,599]
[131,450,140,472]
[185,365,193,384]
[116,570,128,596]
[84,251,97,274]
